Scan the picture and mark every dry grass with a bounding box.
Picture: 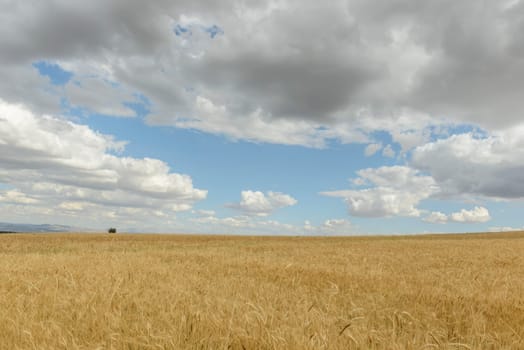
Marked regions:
[1,232,524,349]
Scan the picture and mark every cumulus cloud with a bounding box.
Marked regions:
[411,129,524,199]
[0,99,206,228]
[321,166,438,217]
[450,206,491,223]
[364,143,382,157]
[423,207,492,224]
[2,0,524,149]
[382,144,395,158]
[175,96,330,147]
[227,190,297,216]
[423,211,448,224]
[327,127,524,220]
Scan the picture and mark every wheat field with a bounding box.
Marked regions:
[1,232,524,349]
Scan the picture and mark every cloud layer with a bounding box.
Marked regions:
[2,0,524,147]
[1,0,524,231]
[322,166,437,217]
[0,100,206,227]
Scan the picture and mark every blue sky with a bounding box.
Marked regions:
[1,0,524,234]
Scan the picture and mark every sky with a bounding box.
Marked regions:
[1,0,524,235]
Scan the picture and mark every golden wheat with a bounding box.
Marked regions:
[1,232,524,349]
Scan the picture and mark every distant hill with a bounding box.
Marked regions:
[0,222,83,233]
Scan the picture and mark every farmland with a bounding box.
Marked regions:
[1,232,524,349]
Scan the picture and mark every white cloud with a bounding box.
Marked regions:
[192,212,353,235]
[424,211,448,224]
[0,99,206,228]
[173,95,331,147]
[382,144,395,158]
[450,206,491,223]
[323,218,350,228]
[228,190,297,216]
[194,209,216,217]
[193,215,255,229]
[488,226,524,232]
[411,129,524,199]
[0,190,39,204]
[191,213,300,235]
[266,191,298,208]
[364,143,382,156]
[322,166,438,217]
[307,219,353,235]
[57,201,86,211]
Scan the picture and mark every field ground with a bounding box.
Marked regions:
[1,232,524,349]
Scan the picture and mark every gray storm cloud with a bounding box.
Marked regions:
[1,0,524,140]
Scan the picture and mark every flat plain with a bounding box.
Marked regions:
[1,232,524,349]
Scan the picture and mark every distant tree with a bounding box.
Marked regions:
[108,227,117,234]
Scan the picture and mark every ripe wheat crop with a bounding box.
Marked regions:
[1,232,524,349]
